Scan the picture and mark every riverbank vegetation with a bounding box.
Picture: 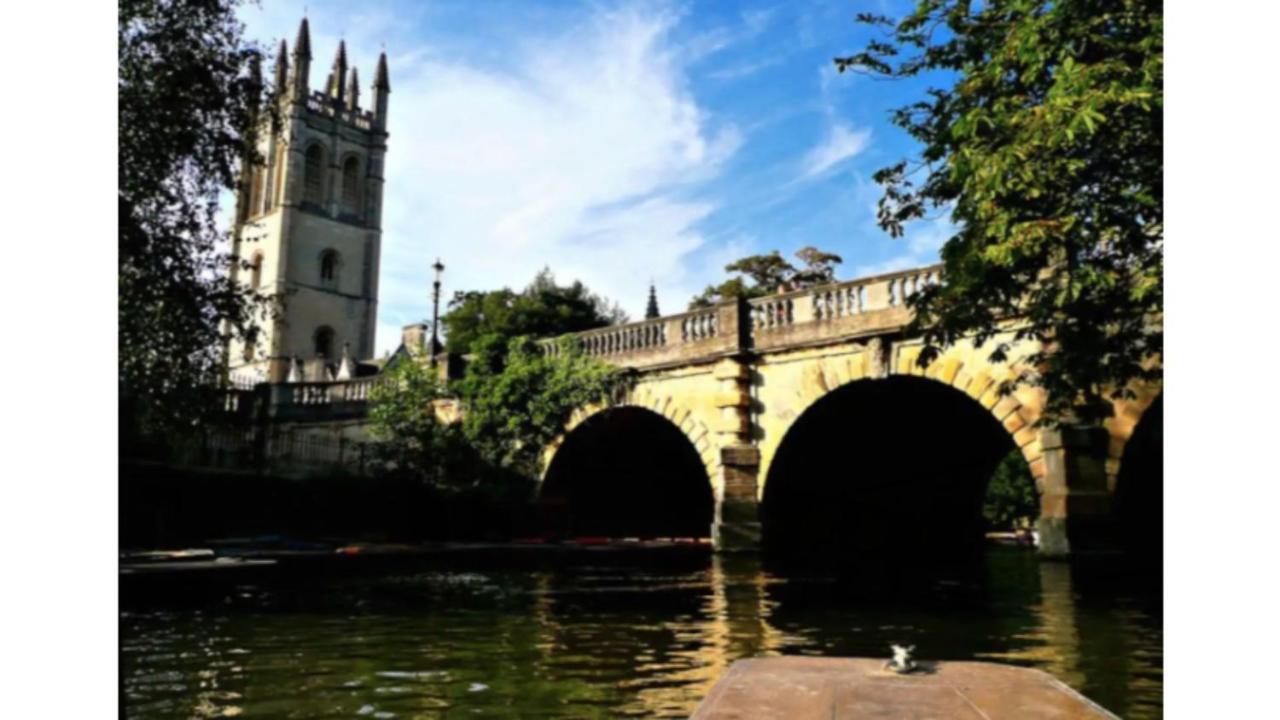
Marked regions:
[120,0,267,435]
[982,451,1040,531]
[369,271,629,500]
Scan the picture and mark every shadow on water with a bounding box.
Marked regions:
[121,547,1161,719]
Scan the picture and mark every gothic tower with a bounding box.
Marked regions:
[227,18,390,382]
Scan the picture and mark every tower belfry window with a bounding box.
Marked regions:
[319,250,339,285]
[341,156,361,216]
[314,326,335,358]
[304,144,325,205]
[249,166,265,216]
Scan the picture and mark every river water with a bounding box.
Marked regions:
[121,548,1161,718]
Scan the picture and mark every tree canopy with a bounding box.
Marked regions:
[119,0,265,432]
[369,334,625,494]
[370,271,629,491]
[689,246,844,309]
[837,0,1162,423]
[367,348,466,489]
[453,337,626,480]
[442,269,627,356]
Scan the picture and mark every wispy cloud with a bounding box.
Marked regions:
[800,123,871,179]
[707,55,785,81]
[853,212,959,277]
[243,2,742,354]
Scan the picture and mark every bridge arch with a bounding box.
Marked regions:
[541,391,720,487]
[756,340,1048,497]
[1104,386,1164,489]
[1112,393,1162,557]
[756,339,1051,560]
[538,394,719,539]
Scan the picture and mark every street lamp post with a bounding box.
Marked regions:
[430,258,445,366]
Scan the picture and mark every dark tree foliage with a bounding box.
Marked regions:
[442,268,627,355]
[837,0,1162,424]
[120,0,266,433]
[983,450,1039,530]
[452,336,626,480]
[689,246,843,308]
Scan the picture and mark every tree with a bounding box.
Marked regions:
[119,0,266,433]
[689,246,844,308]
[837,0,1162,424]
[442,269,626,355]
[367,350,463,488]
[983,450,1040,530]
[792,247,845,287]
[452,336,626,481]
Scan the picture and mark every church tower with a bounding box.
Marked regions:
[227,18,390,382]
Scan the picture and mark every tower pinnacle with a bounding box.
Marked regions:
[293,17,311,60]
[272,39,289,95]
[347,66,360,110]
[372,52,390,129]
[290,18,312,100]
[645,283,660,319]
[373,52,390,91]
[329,40,348,103]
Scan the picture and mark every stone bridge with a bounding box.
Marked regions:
[537,264,1161,558]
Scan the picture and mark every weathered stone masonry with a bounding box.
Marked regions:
[537,265,1161,556]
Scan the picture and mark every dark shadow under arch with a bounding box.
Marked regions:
[541,407,714,539]
[1114,395,1162,561]
[761,376,1019,564]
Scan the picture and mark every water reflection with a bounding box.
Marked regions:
[121,549,1161,718]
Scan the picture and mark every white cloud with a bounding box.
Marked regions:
[707,56,785,81]
[800,123,871,180]
[243,3,741,355]
[853,213,959,277]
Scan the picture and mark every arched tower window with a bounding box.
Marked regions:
[248,166,265,216]
[273,145,286,207]
[304,144,326,206]
[314,326,335,358]
[242,327,258,362]
[341,156,361,216]
[249,252,263,290]
[319,249,340,286]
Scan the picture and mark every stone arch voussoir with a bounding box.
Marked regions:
[905,344,1049,485]
[1103,384,1162,489]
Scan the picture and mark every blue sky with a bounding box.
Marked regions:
[239,0,956,355]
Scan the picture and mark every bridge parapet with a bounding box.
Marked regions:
[541,263,946,366]
[541,301,743,369]
[750,264,942,351]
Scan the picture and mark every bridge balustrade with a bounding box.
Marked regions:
[538,263,946,367]
[540,303,741,369]
[747,264,943,351]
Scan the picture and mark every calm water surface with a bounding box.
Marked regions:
[121,549,1161,718]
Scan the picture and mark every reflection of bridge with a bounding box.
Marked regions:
[537,264,1161,557]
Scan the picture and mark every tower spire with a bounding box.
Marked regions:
[373,52,390,130]
[645,283,660,319]
[293,17,311,60]
[290,17,312,100]
[347,66,360,110]
[330,39,348,103]
[373,52,390,92]
[272,39,289,97]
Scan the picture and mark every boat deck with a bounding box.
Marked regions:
[692,657,1118,719]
